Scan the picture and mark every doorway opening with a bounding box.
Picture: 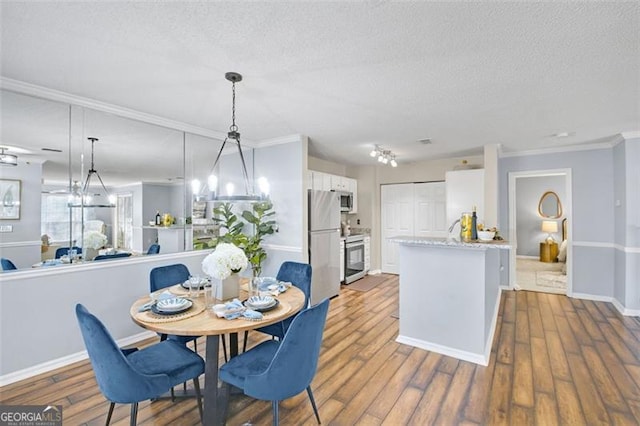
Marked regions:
[508,169,572,295]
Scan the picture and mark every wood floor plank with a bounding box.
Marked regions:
[409,351,442,390]
[380,387,422,425]
[515,307,531,344]
[528,306,545,339]
[555,380,587,425]
[408,372,452,425]
[545,331,572,382]
[594,341,640,401]
[497,322,515,364]
[511,404,535,426]
[487,362,512,425]
[433,362,475,425]
[553,314,581,354]
[463,353,497,424]
[512,342,534,407]
[567,352,611,425]
[599,322,640,365]
[2,281,640,426]
[581,345,630,412]
[366,348,427,419]
[531,336,555,394]
[534,391,559,426]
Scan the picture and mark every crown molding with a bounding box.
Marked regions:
[499,136,622,158]
[622,131,640,140]
[0,77,241,143]
[256,134,305,148]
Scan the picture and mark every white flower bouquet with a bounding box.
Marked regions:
[83,231,107,250]
[202,243,248,280]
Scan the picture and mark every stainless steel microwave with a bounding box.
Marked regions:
[333,190,353,213]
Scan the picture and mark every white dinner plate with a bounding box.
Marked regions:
[156,297,191,312]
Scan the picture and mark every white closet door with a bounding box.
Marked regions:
[414,182,448,238]
[381,184,414,274]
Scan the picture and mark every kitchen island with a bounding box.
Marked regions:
[389,236,510,365]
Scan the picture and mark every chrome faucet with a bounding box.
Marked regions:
[448,219,461,234]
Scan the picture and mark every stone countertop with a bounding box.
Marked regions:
[388,236,511,250]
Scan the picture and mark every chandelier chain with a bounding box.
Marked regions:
[230,81,238,133]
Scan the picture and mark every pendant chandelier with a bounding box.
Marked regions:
[68,137,116,208]
[196,72,269,202]
[0,147,18,166]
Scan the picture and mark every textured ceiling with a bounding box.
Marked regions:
[1,1,639,168]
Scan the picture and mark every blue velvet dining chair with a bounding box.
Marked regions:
[220,298,329,426]
[54,246,82,259]
[242,261,312,352]
[1,258,17,271]
[146,243,160,254]
[75,304,204,425]
[149,264,200,351]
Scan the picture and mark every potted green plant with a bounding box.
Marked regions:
[241,201,277,278]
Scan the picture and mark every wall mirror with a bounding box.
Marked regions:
[0,88,248,270]
[538,191,562,219]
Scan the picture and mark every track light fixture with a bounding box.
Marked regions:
[369,145,398,167]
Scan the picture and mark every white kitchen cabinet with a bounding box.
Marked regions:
[364,235,370,272]
[330,175,348,191]
[310,171,332,191]
[309,170,358,213]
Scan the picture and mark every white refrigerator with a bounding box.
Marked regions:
[308,190,341,305]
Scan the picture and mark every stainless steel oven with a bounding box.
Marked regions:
[344,234,365,284]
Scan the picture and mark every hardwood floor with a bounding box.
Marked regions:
[2,274,640,425]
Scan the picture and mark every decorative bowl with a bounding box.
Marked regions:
[477,231,496,241]
[247,295,275,308]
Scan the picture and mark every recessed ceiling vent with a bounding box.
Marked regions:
[418,138,432,145]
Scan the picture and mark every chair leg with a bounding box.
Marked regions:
[242,330,248,352]
[105,402,115,426]
[307,386,321,424]
[170,386,175,401]
[129,402,138,426]
[193,377,204,423]
[222,334,228,362]
[272,400,279,426]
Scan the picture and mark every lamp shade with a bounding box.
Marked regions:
[541,220,558,233]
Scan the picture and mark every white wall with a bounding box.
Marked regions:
[0,250,211,381]
[499,144,628,306]
[255,136,307,277]
[0,160,43,268]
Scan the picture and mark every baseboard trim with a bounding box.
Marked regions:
[612,298,640,317]
[0,331,155,386]
[396,335,489,366]
[484,290,502,363]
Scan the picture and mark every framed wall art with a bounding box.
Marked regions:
[0,179,21,219]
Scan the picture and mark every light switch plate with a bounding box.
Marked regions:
[0,225,13,232]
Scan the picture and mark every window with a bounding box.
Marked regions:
[41,194,97,243]
[115,193,133,250]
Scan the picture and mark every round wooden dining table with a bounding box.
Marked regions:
[130,285,306,425]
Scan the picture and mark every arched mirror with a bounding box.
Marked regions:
[538,191,562,218]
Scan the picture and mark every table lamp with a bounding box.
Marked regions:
[541,220,558,243]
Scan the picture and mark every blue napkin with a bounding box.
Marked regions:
[243,309,263,320]
[225,299,243,309]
